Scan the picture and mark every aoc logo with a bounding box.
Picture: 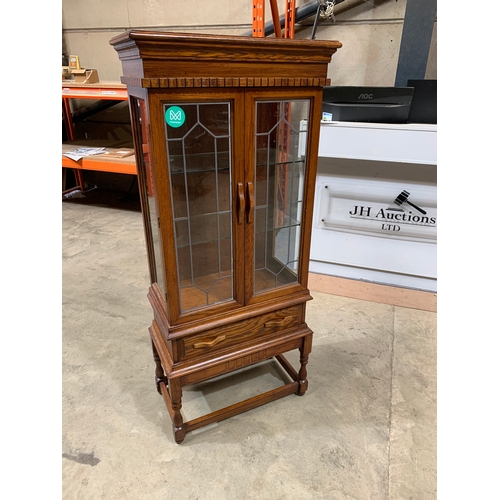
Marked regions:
[358,93,373,99]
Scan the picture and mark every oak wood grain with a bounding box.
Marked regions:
[114,31,341,442]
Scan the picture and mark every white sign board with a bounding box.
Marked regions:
[318,178,436,242]
[310,176,437,291]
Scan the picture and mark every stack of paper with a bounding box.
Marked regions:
[63,147,106,161]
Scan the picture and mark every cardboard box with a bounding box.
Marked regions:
[62,66,72,80]
[72,68,99,84]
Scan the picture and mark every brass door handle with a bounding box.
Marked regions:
[193,334,226,349]
[246,181,255,224]
[264,316,294,327]
[237,182,245,224]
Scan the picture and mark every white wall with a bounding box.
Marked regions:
[62,0,437,85]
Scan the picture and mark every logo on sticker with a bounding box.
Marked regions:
[165,106,185,128]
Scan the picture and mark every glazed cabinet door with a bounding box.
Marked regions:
[149,91,246,324]
[137,89,321,323]
[244,90,322,305]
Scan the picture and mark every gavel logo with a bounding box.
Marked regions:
[394,190,426,214]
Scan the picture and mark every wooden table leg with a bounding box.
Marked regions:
[152,340,168,395]
[169,378,186,444]
[297,334,312,396]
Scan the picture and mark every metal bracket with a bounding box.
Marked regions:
[311,0,337,39]
[155,376,169,395]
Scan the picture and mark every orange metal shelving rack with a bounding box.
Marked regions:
[252,0,295,38]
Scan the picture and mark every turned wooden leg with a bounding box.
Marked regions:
[297,334,312,396]
[151,340,168,395]
[169,378,186,444]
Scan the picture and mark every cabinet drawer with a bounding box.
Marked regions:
[180,305,302,360]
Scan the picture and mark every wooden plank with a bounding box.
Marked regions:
[159,381,175,420]
[184,381,299,433]
[62,81,128,100]
[308,272,437,312]
[62,141,137,175]
[62,155,136,175]
[275,354,298,381]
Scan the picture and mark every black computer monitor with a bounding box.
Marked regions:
[407,79,437,124]
[322,86,414,124]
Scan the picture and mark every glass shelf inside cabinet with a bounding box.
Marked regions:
[168,151,231,175]
[255,148,305,169]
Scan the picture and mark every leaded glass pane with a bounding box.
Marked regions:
[254,100,309,294]
[164,102,234,313]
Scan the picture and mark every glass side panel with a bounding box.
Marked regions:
[254,100,310,294]
[131,97,165,296]
[164,102,233,313]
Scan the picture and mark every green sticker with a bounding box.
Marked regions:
[165,106,185,128]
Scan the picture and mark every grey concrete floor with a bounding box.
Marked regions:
[62,188,436,500]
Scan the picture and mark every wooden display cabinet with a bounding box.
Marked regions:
[110,31,342,443]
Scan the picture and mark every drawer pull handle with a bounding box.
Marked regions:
[264,316,294,327]
[193,335,226,349]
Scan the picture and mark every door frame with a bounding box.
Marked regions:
[243,88,324,306]
[149,89,246,325]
